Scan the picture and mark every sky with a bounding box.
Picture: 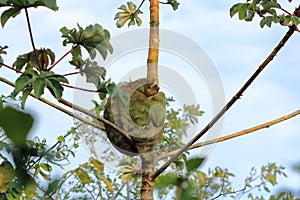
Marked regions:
[0,0,300,198]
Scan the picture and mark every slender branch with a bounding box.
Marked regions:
[27,124,84,171]
[24,8,40,69]
[61,83,98,93]
[0,62,22,74]
[280,7,292,15]
[57,98,134,144]
[0,77,135,146]
[156,109,300,161]
[62,71,80,77]
[134,0,146,15]
[0,77,104,131]
[48,46,77,71]
[211,187,247,200]
[151,27,296,180]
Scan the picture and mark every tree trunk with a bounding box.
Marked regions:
[140,154,155,200]
[147,0,159,85]
[140,0,160,199]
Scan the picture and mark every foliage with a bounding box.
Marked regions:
[114,1,143,28]
[60,23,113,61]
[230,0,300,28]
[0,0,299,200]
[155,160,295,200]
[0,0,58,27]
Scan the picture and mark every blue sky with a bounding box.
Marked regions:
[0,0,300,198]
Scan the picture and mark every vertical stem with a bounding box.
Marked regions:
[141,1,160,199]
[147,0,160,85]
[24,8,40,69]
[141,154,155,200]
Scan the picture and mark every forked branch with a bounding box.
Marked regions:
[151,26,296,180]
[0,77,134,146]
[156,109,300,162]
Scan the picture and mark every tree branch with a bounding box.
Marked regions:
[0,77,104,130]
[0,62,22,74]
[156,109,300,162]
[0,77,134,146]
[48,46,77,71]
[57,98,134,145]
[61,83,98,93]
[24,8,40,70]
[134,0,146,15]
[151,26,296,180]
[0,72,136,153]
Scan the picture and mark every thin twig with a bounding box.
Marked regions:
[0,62,22,74]
[0,76,136,151]
[48,46,77,71]
[156,109,300,161]
[62,71,80,77]
[211,187,247,200]
[0,77,104,131]
[151,27,296,180]
[61,83,98,93]
[134,0,146,15]
[27,124,84,171]
[24,8,40,70]
[58,98,134,144]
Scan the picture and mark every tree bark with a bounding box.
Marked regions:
[147,0,159,86]
[141,0,160,199]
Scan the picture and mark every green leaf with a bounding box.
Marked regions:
[24,176,36,198]
[266,173,277,185]
[0,107,34,147]
[185,157,205,173]
[90,159,104,172]
[32,77,45,98]
[0,161,15,193]
[283,15,292,26]
[80,60,106,86]
[291,16,300,26]
[1,7,21,27]
[230,3,242,18]
[40,163,52,172]
[106,82,116,96]
[0,0,57,27]
[60,24,113,60]
[155,173,179,189]
[21,88,32,109]
[12,75,31,97]
[260,16,273,28]
[46,78,63,99]
[74,168,92,184]
[102,178,112,192]
[238,3,249,20]
[167,0,180,11]
[57,135,65,142]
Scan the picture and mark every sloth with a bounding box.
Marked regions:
[103,78,166,156]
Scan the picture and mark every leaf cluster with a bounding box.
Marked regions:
[114,1,143,28]
[0,0,58,27]
[60,23,113,61]
[0,105,83,199]
[230,0,300,28]
[12,69,68,108]
[160,97,204,152]
[161,0,180,11]
[155,160,293,200]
